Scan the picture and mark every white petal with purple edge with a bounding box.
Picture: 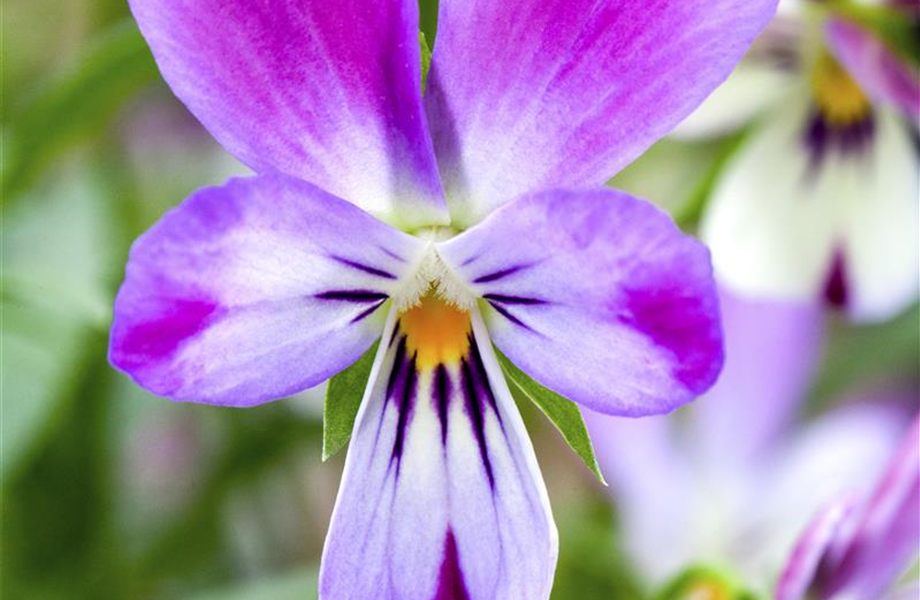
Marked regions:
[437,187,723,416]
[320,306,557,600]
[424,0,778,225]
[128,0,449,228]
[109,174,428,406]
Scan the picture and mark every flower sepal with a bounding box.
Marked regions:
[496,348,606,486]
[323,340,380,461]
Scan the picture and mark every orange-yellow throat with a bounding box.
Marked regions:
[399,294,472,371]
[811,52,871,127]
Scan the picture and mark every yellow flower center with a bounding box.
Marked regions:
[399,293,472,370]
[811,52,871,127]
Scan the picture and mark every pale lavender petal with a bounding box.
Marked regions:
[689,288,824,467]
[128,0,449,228]
[584,410,696,581]
[820,416,920,600]
[437,188,723,416]
[320,308,557,600]
[424,0,778,224]
[826,18,920,125]
[764,401,910,583]
[109,175,427,406]
[775,494,860,600]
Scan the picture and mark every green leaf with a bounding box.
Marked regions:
[419,31,433,92]
[495,349,606,485]
[2,20,159,203]
[323,341,380,460]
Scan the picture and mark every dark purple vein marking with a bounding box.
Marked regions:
[315,290,388,303]
[468,336,503,427]
[390,353,418,473]
[483,293,547,306]
[488,302,537,333]
[385,336,408,402]
[473,264,531,284]
[460,253,481,267]
[461,358,495,488]
[433,530,471,600]
[330,255,397,279]
[350,300,386,324]
[378,246,406,263]
[434,364,451,446]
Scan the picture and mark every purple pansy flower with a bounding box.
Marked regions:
[110,1,777,598]
[677,0,919,322]
[776,415,919,600]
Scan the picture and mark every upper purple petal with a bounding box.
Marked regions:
[424,0,778,224]
[826,17,920,126]
[437,188,723,416]
[320,308,557,599]
[109,174,427,406]
[128,0,449,228]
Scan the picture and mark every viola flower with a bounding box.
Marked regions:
[110,1,776,597]
[776,416,919,600]
[587,288,912,588]
[681,0,919,321]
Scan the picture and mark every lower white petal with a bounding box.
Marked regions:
[320,300,557,600]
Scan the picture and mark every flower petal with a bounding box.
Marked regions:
[765,401,910,583]
[128,0,449,228]
[820,416,920,600]
[775,494,860,600]
[583,410,695,582]
[826,17,920,125]
[109,174,428,406]
[837,111,920,322]
[689,288,824,468]
[437,188,723,416]
[320,307,557,600]
[701,99,919,321]
[424,0,778,225]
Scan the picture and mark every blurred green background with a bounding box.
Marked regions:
[1,1,916,599]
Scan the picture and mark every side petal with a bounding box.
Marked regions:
[128,0,449,228]
[320,307,557,600]
[424,0,778,225]
[826,18,920,125]
[109,175,428,406]
[437,188,723,416]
